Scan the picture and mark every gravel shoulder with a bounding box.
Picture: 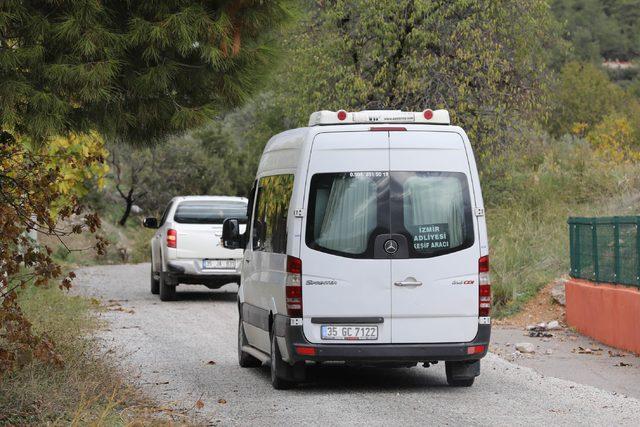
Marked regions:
[491,326,640,400]
[74,263,640,425]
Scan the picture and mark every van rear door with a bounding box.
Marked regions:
[389,131,480,343]
[300,131,392,344]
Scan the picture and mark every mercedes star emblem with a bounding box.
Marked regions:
[384,239,399,255]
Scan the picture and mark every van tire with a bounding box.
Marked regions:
[445,361,477,387]
[270,334,294,390]
[150,263,160,295]
[159,273,177,301]
[447,377,475,387]
[238,317,261,368]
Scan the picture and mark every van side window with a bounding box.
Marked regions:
[253,174,294,254]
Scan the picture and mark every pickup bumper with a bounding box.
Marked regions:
[273,314,490,364]
[164,261,240,288]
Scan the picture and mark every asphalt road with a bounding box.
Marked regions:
[74,263,640,425]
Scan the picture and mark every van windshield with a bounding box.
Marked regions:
[306,171,473,258]
[174,200,247,224]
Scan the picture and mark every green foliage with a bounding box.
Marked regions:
[1,0,292,143]
[104,126,253,221]
[483,135,640,315]
[267,0,562,155]
[551,0,640,61]
[546,61,640,148]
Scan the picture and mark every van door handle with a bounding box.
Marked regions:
[394,279,423,287]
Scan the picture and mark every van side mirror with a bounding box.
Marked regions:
[143,217,158,229]
[222,218,241,249]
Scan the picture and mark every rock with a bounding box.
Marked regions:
[516,342,535,353]
[131,204,143,214]
[117,246,130,263]
[545,349,554,355]
[547,320,561,330]
[551,278,567,306]
[526,324,536,331]
[536,322,547,329]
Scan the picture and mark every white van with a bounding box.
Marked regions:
[222,110,490,389]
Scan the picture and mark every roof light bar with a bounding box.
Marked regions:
[308,109,450,126]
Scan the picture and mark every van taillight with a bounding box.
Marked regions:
[479,256,491,317]
[167,229,177,248]
[286,256,302,317]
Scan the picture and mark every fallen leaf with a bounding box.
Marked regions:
[218,399,227,404]
[195,399,205,410]
[108,306,135,314]
[207,360,216,365]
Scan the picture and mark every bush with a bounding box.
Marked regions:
[483,134,640,315]
[587,114,640,162]
[547,61,640,145]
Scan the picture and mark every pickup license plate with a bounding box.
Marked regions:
[321,325,378,340]
[203,259,235,269]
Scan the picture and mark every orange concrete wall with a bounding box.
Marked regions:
[565,278,640,355]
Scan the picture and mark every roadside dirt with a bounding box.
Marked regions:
[492,279,640,400]
[494,281,566,328]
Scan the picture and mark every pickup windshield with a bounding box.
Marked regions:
[173,200,247,224]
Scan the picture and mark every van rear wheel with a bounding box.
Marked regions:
[445,361,478,387]
[270,334,294,390]
[447,377,475,387]
[238,317,261,368]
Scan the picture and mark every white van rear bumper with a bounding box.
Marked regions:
[272,313,490,365]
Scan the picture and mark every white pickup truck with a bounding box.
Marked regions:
[143,196,247,301]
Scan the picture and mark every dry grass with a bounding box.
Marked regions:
[0,285,176,425]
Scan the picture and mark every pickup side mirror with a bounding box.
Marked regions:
[222,218,241,249]
[143,217,158,229]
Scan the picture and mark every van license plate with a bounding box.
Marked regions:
[321,325,378,340]
[203,259,235,269]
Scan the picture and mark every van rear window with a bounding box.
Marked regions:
[306,172,389,258]
[306,171,474,258]
[174,201,247,224]
[393,172,474,257]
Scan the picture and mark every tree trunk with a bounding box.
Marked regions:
[119,189,134,226]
